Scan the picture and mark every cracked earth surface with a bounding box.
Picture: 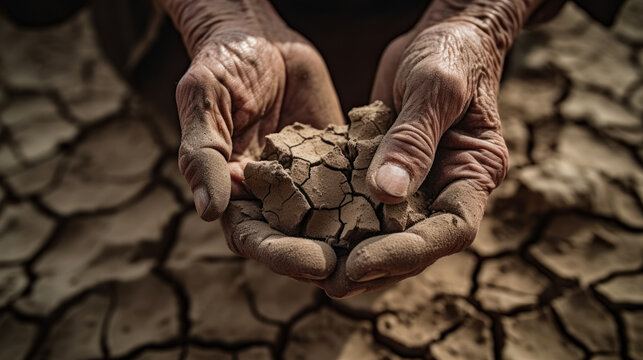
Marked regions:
[0,2,642,359]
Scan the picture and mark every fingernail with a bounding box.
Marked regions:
[193,186,209,216]
[356,270,389,282]
[375,164,409,198]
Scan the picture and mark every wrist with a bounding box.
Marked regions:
[418,0,544,55]
[156,0,266,57]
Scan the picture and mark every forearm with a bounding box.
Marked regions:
[155,0,278,57]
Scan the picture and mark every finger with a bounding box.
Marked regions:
[320,257,418,299]
[177,65,234,221]
[222,200,337,280]
[366,65,471,204]
[229,161,252,199]
[349,85,508,282]
[347,180,486,282]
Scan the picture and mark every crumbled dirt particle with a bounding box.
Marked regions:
[289,158,310,186]
[382,201,411,233]
[305,209,342,240]
[242,101,430,250]
[350,137,382,170]
[302,165,350,209]
[347,101,394,139]
[350,169,369,196]
[339,196,380,247]
[322,146,350,170]
[291,136,334,164]
[245,161,310,235]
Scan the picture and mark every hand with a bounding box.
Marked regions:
[159,0,343,280]
[316,0,548,297]
[223,11,513,295]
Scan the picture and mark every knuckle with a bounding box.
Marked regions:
[176,66,214,111]
[410,64,468,104]
[480,131,509,189]
[444,127,509,193]
[387,122,436,168]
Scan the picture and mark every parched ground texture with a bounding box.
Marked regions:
[0,2,642,360]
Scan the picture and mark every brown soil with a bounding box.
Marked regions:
[242,101,430,250]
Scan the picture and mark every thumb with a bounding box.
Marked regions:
[177,65,234,221]
[366,69,470,204]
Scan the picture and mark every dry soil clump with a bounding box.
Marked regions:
[243,101,430,250]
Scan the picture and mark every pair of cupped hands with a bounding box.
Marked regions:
[160,0,541,297]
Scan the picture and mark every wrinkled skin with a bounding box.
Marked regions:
[164,0,344,219]
[159,0,545,297]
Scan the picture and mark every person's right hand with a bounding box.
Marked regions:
[159,0,344,280]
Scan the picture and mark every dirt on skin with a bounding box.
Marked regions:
[241,101,431,250]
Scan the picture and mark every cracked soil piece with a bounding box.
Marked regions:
[529,214,643,286]
[244,261,318,323]
[596,273,643,305]
[59,59,128,124]
[376,297,477,355]
[623,311,643,359]
[1,96,78,162]
[0,144,21,175]
[472,215,532,256]
[430,315,494,360]
[0,313,38,360]
[284,308,411,360]
[240,101,429,250]
[502,309,584,360]
[334,252,476,315]
[17,187,179,316]
[552,289,619,353]
[305,209,342,240]
[6,154,62,196]
[302,164,350,209]
[0,266,28,307]
[558,125,639,179]
[245,160,310,235]
[186,347,233,360]
[498,74,563,125]
[475,255,550,313]
[172,261,279,343]
[338,196,379,247]
[347,101,394,139]
[613,0,643,44]
[107,275,180,357]
[168,212,236,270]
[38,292,111,360]
[542,15,638,99]
[237,347,272,360]
[0,202,55,262]
[133,348,183,360]
[42,117,160,214]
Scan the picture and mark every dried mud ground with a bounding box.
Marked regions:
[1,2,642,360]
